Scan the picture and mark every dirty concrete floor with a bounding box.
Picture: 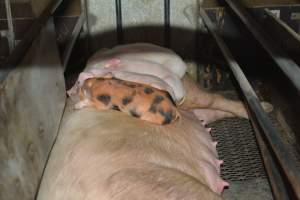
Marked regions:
[223,178,273,200]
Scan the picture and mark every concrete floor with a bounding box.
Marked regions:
[223,178,273,200]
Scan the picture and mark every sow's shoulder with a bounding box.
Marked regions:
[37,107,224,200]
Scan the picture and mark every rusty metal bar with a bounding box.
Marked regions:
[4,0,16,53]
[0,0,65,83]
[62,13,85,70]
[222,0,300,92]
[199,7,300,199]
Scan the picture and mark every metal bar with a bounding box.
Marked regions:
[262,9,300,65]
[115,0,123,44]
[222,0,300,92]
[199,7,300,199]
[264,8,300,56]
[62,13,85,70]
[250,115,290,200]
[164,0,170,47]
[0,0,64,83]
[195,1,203,83]
[264,9,300,42]
[80,0,91,55]
[4,0,16,53]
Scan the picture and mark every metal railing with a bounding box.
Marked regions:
[199,4,300,200]
[0,0,85,83]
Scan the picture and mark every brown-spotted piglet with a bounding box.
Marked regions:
[76,77,180,125]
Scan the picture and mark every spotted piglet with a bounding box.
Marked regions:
[76,77,180,125]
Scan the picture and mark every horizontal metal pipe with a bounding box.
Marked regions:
[199,7,300,199]
[223,0,300,93]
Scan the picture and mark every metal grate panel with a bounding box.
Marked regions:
[210,118,267,181]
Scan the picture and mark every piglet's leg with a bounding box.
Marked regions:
[181,74,273,120]
[181,74,249,119]
[192,109,237,124]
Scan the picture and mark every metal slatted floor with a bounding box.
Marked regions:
[210,117,267,181]
[210,117,273,199]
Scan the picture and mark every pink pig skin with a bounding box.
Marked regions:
[87,58,185,102]
[68,43,188,104]
[87,43,187,78]
[67,70,177,105]
[37,108,227,200]
[200,161,230,194]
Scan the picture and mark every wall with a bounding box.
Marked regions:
[85,0,201,58]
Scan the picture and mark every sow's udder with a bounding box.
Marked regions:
[37,108,227,200]
[74,77,229,193]
[58,42,230,199]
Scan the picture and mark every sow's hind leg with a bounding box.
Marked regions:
[180,74,273,123]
